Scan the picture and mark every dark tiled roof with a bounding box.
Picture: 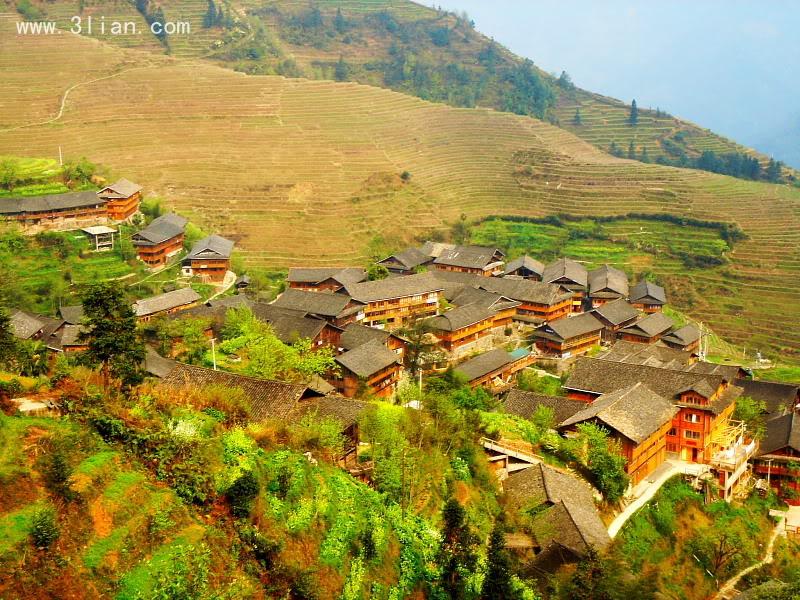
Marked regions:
[450,286,520,311]
[427,303,497,332]
[336,340,400,378]
[339,323,392,351]
[286,267,366,286]
[250,303,329,344]
[591,299,639,327]
[504,388,585,423]
[597,340,695,366]
[59,305,84,325]
[344,272,443,303]
[133,288,201,317]
[144,346,179,378]
[10,310,46,339]
[186,235,234,260]
[289,396,371,429]
[759,412,800,455]
[588,265,629,298]
[419,241,455,258]
[132,213,187,246]
[378,247,430,270]
[560,383,678,444]
[661,324,701,346]
[0,191,103,215]
[504,255,545,277]
[433,245,504,269]
[682,361,743,380]
[530,500,611,558]
[738,379,800,419]
[272,288,356,318]
[565,358,741,415]
[162,363,320,420]
[477,277,573,306]
[505,462,593,507]
[429,270,485,299]
[619,312,674,338]
[542,258,588,288]
[535,313,603,342]
[455,348,519,382]
[629,280,667,304]
[98,178,141,199]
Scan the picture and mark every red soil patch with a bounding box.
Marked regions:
[89,498,114,538]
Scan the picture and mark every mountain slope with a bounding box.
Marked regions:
[8,0,788,174]
[0,13,799,361]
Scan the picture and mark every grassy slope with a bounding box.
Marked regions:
[14,0,777,168]
[1,14,798,359]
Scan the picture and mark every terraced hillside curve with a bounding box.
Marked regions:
[0,14,798,360]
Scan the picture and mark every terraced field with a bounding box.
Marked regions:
[0,14,798,360]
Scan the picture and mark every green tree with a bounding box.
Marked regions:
[0,159,19,191]
[557,70,575,90]
[367,263,389,281]
[627,140,636,159]
[452,212,470,244]
[203,0,216,28]
[573,107,582,125]
[733,395,767,441]
[334,7,347,33]
[398,317,441,376]
[766,158,782,182]
[334,55,350,82]
[79,282,145,390]
[437,498,478,599]
[629,99,639,125]
[62,157,96,187]
[0,308,16,368]
[480,520,520,599]
[30,507,59,549]
[575,423,629,503]
[640,147,650,163]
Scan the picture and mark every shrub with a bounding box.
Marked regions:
[30,507,59,549]
[227,471,259,518]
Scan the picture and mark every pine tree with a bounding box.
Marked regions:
[573,107,582,125]
[480,521,519,599]
[766,158,782,182]
[203,0,216,28]
[628,140,636,159]
[334,56,350,82]
[437,498,478,599]
[629,99,639,125]
[334,7,346,33]
[0,308,16,368]
[640,147,650,163]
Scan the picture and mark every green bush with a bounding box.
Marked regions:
[227,471,259,518]
[30,507,59,549]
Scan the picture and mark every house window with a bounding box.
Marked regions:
[684,413,700,424]
[668,428,677,436]
[684,430,701,440]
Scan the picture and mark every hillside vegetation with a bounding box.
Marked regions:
[10,0,792,179]
[1,14,798,360]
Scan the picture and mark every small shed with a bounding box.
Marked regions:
[81,225,117,252]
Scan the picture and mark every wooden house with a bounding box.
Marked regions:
[182,235,234,283]
[591,299,640,343]
[503,255,545,280]
[542,258,588,313]
[427,303,501,356]
[477,278,573,325]
[502,463,610,573]
[559,383,678,485]
[81,226,116,252]
[272,288,365,328]
[343,272,443,328]
[753,413,800,504]
[338,323,407,359]
[332,340,402,398]
[618,312,674,344]
[661,324,702,352]
[504,388,586,424]
[454,348,534,393]
[132,213,187,267]
[629,280,667,313]
[97,178,142,221]
[587,265,629,308]
[532,313,604,358]
[377,247,432,276]
[737,379,800,420]
[597,340,699,368]
[432,245,505,277]
[286,267,367,292]
[133,288,201,322]
[0,191,108,232]
[250,303,343,348]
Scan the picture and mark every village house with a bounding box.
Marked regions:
[587,264,629,308]
[250,303,343,348]
[59,305,84,325]
[661,324,702,352]
[81,226,116,252]
[376,247,432,276]
[503,255,545,280]
[133,288,201,322]
[629,280,667,313]
[132,213,188,268]
[96,178,142,221]
[272,288,365,328]
[590,299,640,343]
[426,303,502,357]
[331,339,403,398]
[559,383,678,485]
[618,312,674,344]
[542,258,588,313]
[454,348,534,393]
[286,267,367,292]
[9,310,63,343]
[338,323,406,359]
[51,324,90,353]
[477,277,573,325]
[0,191,109,231]
[343,272,443,328]
[182,235,234,283]
[564,357,754,500]
[503,388,586,424]
[532,312,604,358]
[737,379,800,420]
[502,463,611,573]
[753,413,800,504]
[431,245,505,277]
[597,340,699,368]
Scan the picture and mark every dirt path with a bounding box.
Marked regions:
[713,515,785,600]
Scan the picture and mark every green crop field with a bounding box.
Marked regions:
[0,13,798,362]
